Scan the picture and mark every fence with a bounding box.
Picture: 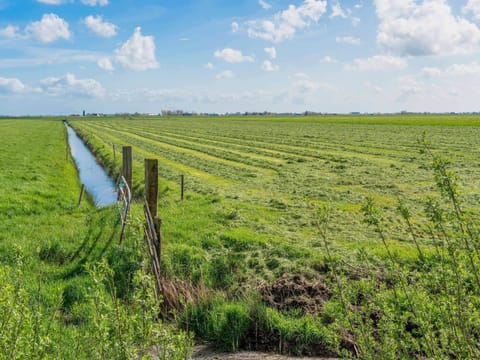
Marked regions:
[117,175,132,245]
[143,199,163,299]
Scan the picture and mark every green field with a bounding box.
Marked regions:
[0,119,191,359]
[71,115,480,259]
[2,115,480,358]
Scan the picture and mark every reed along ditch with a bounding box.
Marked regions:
[65,121,118,207]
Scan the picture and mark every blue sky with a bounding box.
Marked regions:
[1,0,480,115]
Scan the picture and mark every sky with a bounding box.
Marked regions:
[1,0,480,115]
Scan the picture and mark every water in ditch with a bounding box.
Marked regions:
[64,122,118,207]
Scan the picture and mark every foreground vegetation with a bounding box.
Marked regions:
[0,119,192,359]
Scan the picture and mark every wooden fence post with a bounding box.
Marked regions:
[122,146,132,190]
[78,184,85,207]
[154,216,162,269]
[145,159,158,218]
[145,159,161,269]
[180,174,184,201]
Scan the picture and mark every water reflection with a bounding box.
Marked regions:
[65,122,118,207]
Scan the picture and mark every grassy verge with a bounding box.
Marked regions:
[0,119,192,359]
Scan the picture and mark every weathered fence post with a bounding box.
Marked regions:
[122,146,132,190]
[145,159,161,278]
[145,159,158,218]
[180,174,184,201]
[78,184,85,207]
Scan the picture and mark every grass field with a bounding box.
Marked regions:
[3,115,480,358]
[71,115,480,260]
[67,115,480,357]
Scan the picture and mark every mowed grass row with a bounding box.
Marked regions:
[70,115,480,262]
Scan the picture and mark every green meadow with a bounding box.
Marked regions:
[0,119,191,359]
[2,115,480,358]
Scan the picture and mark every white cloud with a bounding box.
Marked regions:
[294,78,336,94]
[463,0,480,20]
[0,77,27,94]
[36,0,64,4]
[84,15,117,37]
[346,55,407,72]
[40,73,104,98]
[98,57,114,71]
[259,0,272,10]
[247,0,327,43]
[0,25,20,38]
[398,76,424,100]
[262,60,279,72]
[26,13,71,43]
[330,2,348,18]
[320,55,337,63]
[216,70,235,79]
[375,0,480,56]
[422,62,480,77]
[264,47,277,59]
[214,48,254,63]
[80,0,108,6]
[421,67,442,77]
[204,62,214,70]
[231,22,239,33]
[352,17,361,26]
[364,81,383,94]
[336,36,360,45]
[115,27,159,71]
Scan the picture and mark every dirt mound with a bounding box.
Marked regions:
[260,273,332,314]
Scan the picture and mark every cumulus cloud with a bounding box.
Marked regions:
[0,77,27,94]
[216,70,235,79]
[231,22,239,33]
[330,2,348,18]
[320,55,337,63]
[26,13,70,43]
[84,15,117,37]
[346,55,407,71]
[463,0,480,20]
[264,47,277,59]
[40,73,104,98]
[398,76,424,100]
[375,0,480,56]
[247,0,327,43]
[336,36,360,45]
[98,57,114,71]
[0,25,20,38]
[262,60,279,72]
[422,62,480,77]
[259,0,272,10]
[204,62,214,70]
[214,48,254,63]
[115,27,159,71]
[36,0,64,4]
[81,0,109,6]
